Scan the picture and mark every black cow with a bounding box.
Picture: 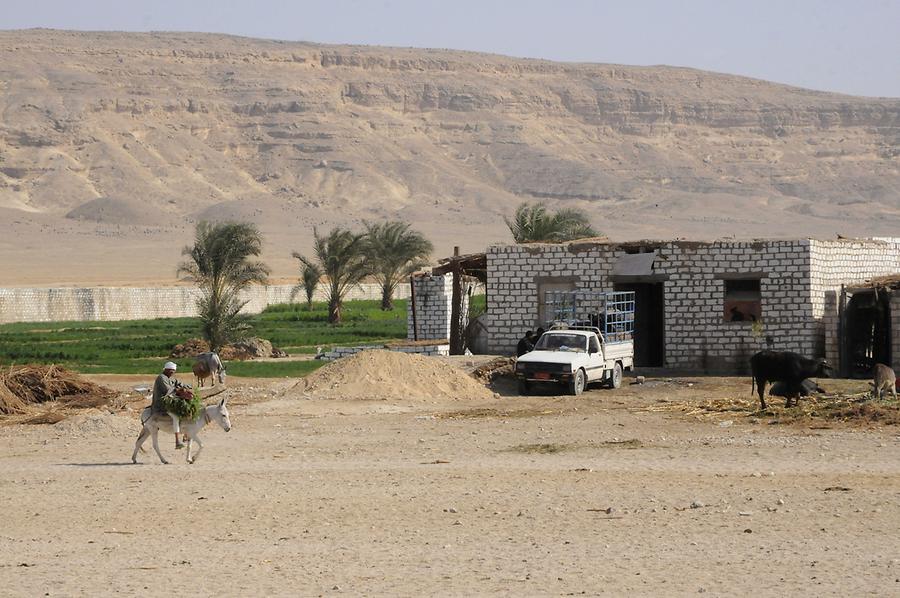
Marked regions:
[769,378,824,398]
[750,350,833,410]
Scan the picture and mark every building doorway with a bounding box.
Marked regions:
[614,282,665,367]
[843,290,891,378]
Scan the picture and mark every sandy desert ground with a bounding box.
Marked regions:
[1,361,899,597]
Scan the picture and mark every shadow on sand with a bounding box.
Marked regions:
[60,462,136,467]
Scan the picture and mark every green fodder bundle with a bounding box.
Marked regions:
[0,365,117,415]
[161,388,203,420]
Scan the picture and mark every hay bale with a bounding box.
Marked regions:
[0,379,27,415]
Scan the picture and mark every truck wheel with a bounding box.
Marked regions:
[569,369,586,396]
[610,362,623,389]
[518,380,531,395]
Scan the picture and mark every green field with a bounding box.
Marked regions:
[0,299,410,377]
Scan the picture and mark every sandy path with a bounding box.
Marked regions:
[1,377,899,596]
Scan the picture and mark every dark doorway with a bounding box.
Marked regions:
[614,282,665,367]
[843,290,891,378]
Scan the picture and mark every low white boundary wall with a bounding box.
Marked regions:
[320,343,450,361]
[0,283,410,323]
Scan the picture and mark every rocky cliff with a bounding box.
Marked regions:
[0,30,898,284]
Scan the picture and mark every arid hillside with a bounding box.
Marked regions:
[0,30,898,284]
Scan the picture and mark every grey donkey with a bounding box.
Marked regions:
[872,363,897,401]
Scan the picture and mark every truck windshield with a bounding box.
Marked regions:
[534,333,587,352]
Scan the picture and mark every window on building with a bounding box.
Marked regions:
[724,278,761,322]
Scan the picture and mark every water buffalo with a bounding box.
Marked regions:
[769,378,824,398]
[750,350,832,410]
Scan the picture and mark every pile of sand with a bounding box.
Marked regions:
[53,410,137,438]
[299,350,496,402]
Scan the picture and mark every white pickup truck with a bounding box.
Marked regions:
[515,326,634,395]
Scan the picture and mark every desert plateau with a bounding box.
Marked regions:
[0,30,898,284]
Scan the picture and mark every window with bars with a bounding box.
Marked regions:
[724,278,761,322]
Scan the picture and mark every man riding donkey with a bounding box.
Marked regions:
[151,361,201,450]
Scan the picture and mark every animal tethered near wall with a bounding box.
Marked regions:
[750,350,833,410]
[192,351,226,388]
[872,363,898,401]
[132,396,231,464]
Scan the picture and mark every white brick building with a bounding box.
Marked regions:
[484,238,900,374]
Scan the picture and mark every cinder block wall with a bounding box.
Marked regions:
[486,239,900,372]
[407,274,453,341]
[653,240,813,372]
[486,243,612,353]
[892,294,900,373]
[406,274,475,342]
[810,239,900,370]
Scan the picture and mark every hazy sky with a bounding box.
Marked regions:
[4,0,899,97]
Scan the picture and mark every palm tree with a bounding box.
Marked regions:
[292,227,371,324]
[504,202,598,243]
[364,221,434,310]
[291,261,323,310]
[178,221,270,351]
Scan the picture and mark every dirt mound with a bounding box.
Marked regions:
[64,196,163,225]
[227,337,280,360]
[170,338,210,358]
[0,365,117,415]
[299,350,496,402]
[171,337,287,360]
[53,409,136,437]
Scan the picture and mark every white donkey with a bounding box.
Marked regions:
[132,397,232,465]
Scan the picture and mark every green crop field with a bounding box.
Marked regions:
[0,299,410,377]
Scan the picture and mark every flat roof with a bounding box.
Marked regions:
[487,236,900,251]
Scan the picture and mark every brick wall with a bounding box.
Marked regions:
[809,239,900,370]
[407,274,474,342]
[486,239,900,373]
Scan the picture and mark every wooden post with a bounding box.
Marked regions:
[838,285,847,377]
[409,274,419,341]
[449,247,462,354]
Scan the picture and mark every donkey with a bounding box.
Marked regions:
[872,363,897,401]
[192,352,226,388]
[132,397,231,465]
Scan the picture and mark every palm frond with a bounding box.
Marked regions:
[505,202,598,243]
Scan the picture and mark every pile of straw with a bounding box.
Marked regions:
[0,365,117,415]
[641,391,900,425]
[471,357,515,384]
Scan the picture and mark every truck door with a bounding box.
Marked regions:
[586,333,605,381]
